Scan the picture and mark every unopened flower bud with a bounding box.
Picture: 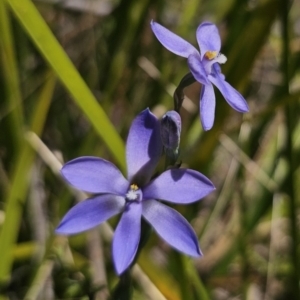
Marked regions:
[160,110,181,152]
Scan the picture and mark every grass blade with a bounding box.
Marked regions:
[6,0,126,170]
[0,73,55,284]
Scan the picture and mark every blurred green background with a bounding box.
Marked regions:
[0,0,300,299]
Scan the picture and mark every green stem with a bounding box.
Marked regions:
[281,0,300,297]
[110,270,133,300]
[173,73,196,112]
[164,148,179,169]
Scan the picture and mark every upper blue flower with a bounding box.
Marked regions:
[151,21,249,131]
[56,109,215,275]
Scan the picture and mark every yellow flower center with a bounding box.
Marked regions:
[130,184,138,191]
[204,51,218,60]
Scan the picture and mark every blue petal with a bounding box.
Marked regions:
[187,52,209,85]
[143,168,215,204]
[196,22,221,60]
[213,64,225,80]
[142,200,201,257]
[151,20,198,58]
[56,195,125,235]
[126,109,162,185]
[112,202,142,275]
[61,157,129,194]
[208,73,249,112]
[200,82,216,131]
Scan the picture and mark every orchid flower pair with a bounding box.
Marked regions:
[57,20,248,276]
[151,21,249,130]
[56,109,215,275]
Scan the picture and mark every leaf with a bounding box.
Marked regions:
[6,0,126,171]
[0,73,56,283]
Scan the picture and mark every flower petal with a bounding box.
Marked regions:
[56,195,125,235]
[142,200,201,257]
[143,169,215,204]
[196,22,221,60]
[208,73,249,112]
[187,52,209,85]
[213,63,225,80]
[200,82,216,131]
[112,202,142,275]
[61,157,129,194]
[126,109,162,185]
[151,20,198,58]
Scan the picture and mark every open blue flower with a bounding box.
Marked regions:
[56,109,215,275]
[151,21,249,131]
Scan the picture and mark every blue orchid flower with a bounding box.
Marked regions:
[56,109,215,275]
[151,21,249,131]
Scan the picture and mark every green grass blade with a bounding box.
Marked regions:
[6,0,125,170]
[0,0,23,157]
[0,74,56,284]
[281,0,300,295]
